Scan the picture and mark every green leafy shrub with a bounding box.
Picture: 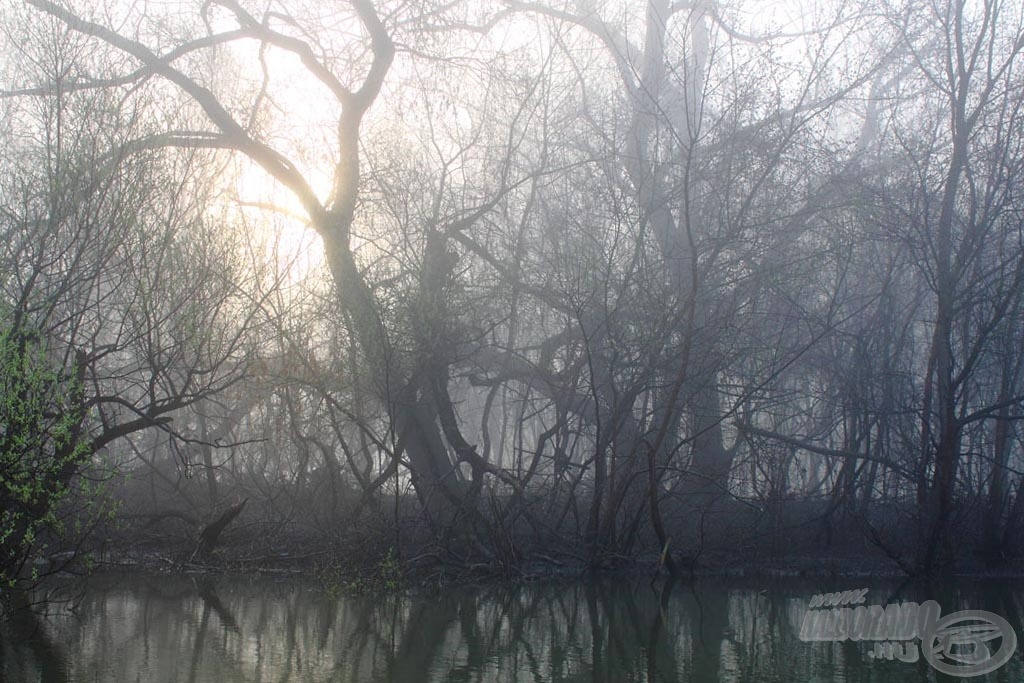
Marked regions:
[0,321,90,589]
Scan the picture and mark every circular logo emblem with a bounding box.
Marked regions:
[922,610,1017,677]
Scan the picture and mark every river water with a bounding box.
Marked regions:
[1,572,1021,681]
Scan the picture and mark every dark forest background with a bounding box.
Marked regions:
[3,0,1024,592]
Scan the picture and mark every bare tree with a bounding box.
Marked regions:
[0,10,282,587]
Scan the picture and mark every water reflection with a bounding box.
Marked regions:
[2,573,1021,682]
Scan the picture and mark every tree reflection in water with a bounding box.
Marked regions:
[2,574,1021,682]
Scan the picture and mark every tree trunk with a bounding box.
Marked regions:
[195,498,247,558]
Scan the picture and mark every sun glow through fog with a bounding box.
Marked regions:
[213,32,337,284]
[227,157,325,283]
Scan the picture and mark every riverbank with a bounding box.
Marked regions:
[70,543,1024,597]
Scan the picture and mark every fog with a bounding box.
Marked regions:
[2,0,1024,599]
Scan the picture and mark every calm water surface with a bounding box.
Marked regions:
[1,572,1022,681]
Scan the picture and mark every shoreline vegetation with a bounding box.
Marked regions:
[23,522,1024,601]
